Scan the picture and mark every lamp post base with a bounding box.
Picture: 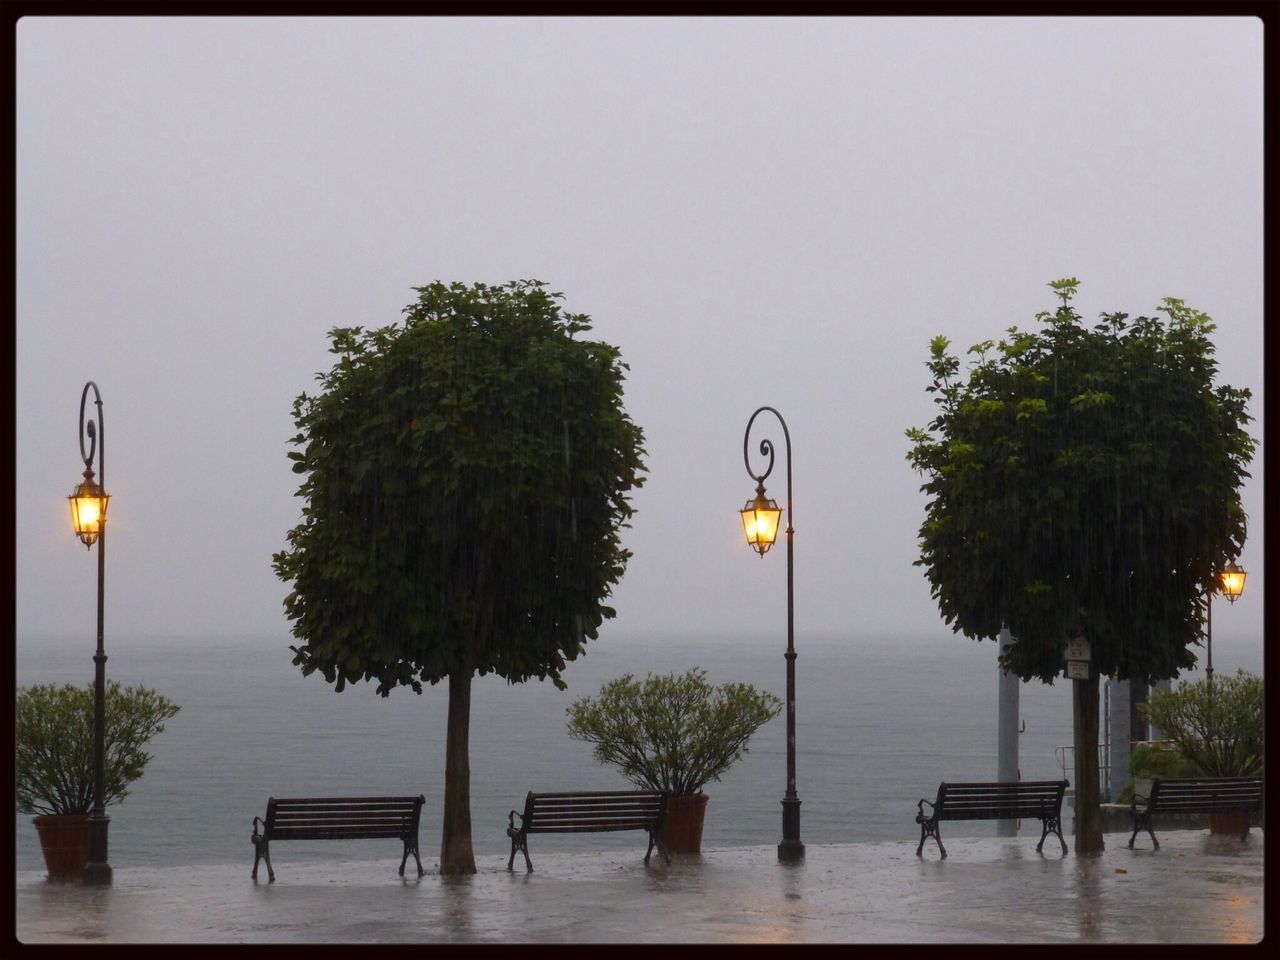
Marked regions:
[778,797,804,862]
[82,860,113,885]
[83,814,112,885]
[777,839,805,862]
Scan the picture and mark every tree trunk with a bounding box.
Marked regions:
[1071,666,1105,854]
[440,668,476,874]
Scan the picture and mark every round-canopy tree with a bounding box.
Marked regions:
[273,280,646,874]
[906,278,1255,852]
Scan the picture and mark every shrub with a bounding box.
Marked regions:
[17,681,180,816]
[1113,742,1201,804]
[565,668,781,796]
[1137,669,1263,779]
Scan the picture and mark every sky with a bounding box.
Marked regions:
[14,17,1265,676]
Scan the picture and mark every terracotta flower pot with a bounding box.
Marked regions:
[1207,810,1251,836]
[32,814,91,880]
[663,793,709,854]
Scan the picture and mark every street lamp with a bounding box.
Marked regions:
[69,381,112,885]
[1205,560,1246,683]
[741,406,804,863]
[1220,561,1246,603]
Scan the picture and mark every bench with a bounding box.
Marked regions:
[250,795,426,882]
[506,789,669,872]
[916,779,1069,859]
[1128,776,1263,849]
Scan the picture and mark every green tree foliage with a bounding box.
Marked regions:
[1139,670,1263,778]
[273,280,646,873]
[566,669,781,796]
[906,279,1255,851]
[906,280,1255,684]
[17,681,180,816]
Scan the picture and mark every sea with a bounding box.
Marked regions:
[15,630,1263,873]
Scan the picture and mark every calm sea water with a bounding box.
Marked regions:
[15,630,1261,872]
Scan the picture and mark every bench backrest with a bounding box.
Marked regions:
[936,780,1068,821]
[264,796,425,841]
[1148,777,1263,813]
[522,790,667,834]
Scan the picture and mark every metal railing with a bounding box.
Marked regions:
[1054,743,1110,793]
[1055,740,1176,800]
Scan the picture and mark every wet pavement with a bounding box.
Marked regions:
[14,830,1265,944]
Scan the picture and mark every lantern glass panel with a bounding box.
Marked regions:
[69,480,108,545]
[1220,564,1246,601]
[741,494,781,555]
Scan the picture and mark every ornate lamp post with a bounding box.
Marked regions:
[69,381,112,885]
[1205,560,1246,683]
[741,406,803,863]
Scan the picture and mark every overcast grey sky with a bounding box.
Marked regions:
[15,17,1264,674]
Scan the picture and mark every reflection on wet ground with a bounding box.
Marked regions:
[16,830,1263,944]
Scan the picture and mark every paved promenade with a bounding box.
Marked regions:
[15,830,1265,944]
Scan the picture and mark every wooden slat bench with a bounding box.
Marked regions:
[250,795,426,882]
[506,789,669,872]
[915,779,1069,859]
[1128,776,1263,850]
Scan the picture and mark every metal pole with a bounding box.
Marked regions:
[1205,590,1213,683]
[744,406,803,863]
[996,626,1019,835]
[80,382,112,885]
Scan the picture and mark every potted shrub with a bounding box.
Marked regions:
[17,680,180,879]
[1138,669,1263,834]
[565,668,781,854]
[1112,742,1200,805]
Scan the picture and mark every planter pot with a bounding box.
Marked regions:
[664,793,709,854]
[1207,810,1251,836]
[32,814,91,880]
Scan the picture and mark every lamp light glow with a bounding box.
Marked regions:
[1220,561,1246,604]
[69,470,109,548]
[741,486,781,557]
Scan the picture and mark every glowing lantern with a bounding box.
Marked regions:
[1219,561,1246,604]
[69,469,109,548]
[741,484,782,558]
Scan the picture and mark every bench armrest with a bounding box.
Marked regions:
[917,798,936,819]
[508,809,525,831]
[251,815,266,844]
[1131,777,1153,810]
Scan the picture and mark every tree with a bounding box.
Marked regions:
[906,278,1255,853]
[273,280,646,874]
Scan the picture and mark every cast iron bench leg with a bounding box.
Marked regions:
[1128,811,1158,850]
[1036,816,1066,855]
[401,838,424,877]
[508,831,532,873]
[650,829,670,865]
[1052,816,1067,854]
[252,840,275,883]
[396,839,427,880]
[644,828,669,865]
[916,818,946,859]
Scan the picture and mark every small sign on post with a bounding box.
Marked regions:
[1064,636,1091,680]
